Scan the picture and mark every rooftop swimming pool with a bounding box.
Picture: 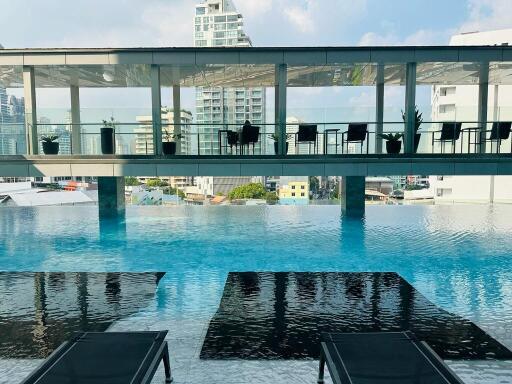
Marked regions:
[0,205,511,383]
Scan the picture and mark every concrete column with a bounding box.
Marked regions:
[404,62,417,154]
[477,62,489,154]
[275,64,287,155]
[173,85,181,154]
[23,66,38,155]
[97,176,125,217]
[375,64,385,154]
[151,65,162,156]
[70,85,81,154]
[340,176,365,218]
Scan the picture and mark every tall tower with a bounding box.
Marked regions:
[193,0,264,198]
[194,0,265,154]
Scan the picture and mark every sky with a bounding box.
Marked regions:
[1,0,512,120]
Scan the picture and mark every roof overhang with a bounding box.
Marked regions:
[1,46,511,88]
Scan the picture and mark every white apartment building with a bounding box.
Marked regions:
[194,0,266,195]
[430,28,512,203]
[194,0,265,155]
[134,109,193,155]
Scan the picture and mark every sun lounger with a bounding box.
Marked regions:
[21,331,172,384]
[318,331,463,384]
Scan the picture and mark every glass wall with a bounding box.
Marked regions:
[0,65,24,155]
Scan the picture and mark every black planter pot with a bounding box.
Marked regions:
[386,140,402,154]
[414,133,421,153]
[274,142,289,155]
[162,142,177,156]
[100,127,115,154]
[42,141,59,155]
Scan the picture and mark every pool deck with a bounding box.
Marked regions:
[2,312,512,384]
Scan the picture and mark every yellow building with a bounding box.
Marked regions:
[278,177,309,205]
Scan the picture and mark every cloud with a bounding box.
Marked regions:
[359,29,450,46]
[283,2,316,34]
[460,0,512,33]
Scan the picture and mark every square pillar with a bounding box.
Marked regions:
[477,62,489,154]
[70,85,82,154]
[275,64,287,155]
[151,65,162,156]
[173,85,181,154]
[23,66,38,155]
[404,62,417,154]
[375,64,385,154]
[340,176,365,218]
[98,176,125,218]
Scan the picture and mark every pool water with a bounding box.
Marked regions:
[0,204,511,383]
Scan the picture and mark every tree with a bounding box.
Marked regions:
[228,183,267,200]
[125,176,141,186]
[146,178,168,188]
[265,191,279,204]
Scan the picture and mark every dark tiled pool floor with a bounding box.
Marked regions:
[201,272,512,360]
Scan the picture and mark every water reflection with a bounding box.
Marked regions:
[200,272,512,360]
[0,272,164,358]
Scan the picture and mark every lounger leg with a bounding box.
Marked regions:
[163,343,173,383]
[317,352,326,384]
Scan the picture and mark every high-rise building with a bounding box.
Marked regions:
[134,109,193,155]
[193,0,265,154]
[429,28,512,203]
[194,0,267,196]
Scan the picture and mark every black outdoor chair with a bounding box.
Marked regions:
[21,331,172,384]
[341,123,369,154]
[240,125,260,155]
[318,331,464,384]
[226,130,239,154]
[296,124,318,154]
[432,122,462,153]
[488,122,512,153]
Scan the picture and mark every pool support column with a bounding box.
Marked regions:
[98,177,125,217]
[340,176,365,218]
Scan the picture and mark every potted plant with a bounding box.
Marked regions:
[41,135,59,155]
[268,133,292,155]
[162,128,183,156]
[401,106,423,153]
[379,133,403,154]
[101,117,116,154]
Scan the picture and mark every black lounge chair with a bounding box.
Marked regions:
[296,124,318,154]
[487,122,511,153]
[21,331,172,384]
[318,331,464,384]
[341,123,369,154]
[432,122,462,153]
[240,123,260,155]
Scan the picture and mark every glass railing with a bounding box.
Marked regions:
[0,123,27,155]
[8,119,512,156]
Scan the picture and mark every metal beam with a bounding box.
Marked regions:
[70,85,81,154]
[23,66,38,155]
[151,64,162,156]
[275,64,287,155]
[375,64,384,154]
[404,62,417,154]
[477,62,489,154]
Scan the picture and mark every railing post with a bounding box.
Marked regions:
[404,62,417,154]
[375,64,385,154]
[173,85,182,154]
[70,84,81,154]
[275,63,287,155]
[151,64,162,156]
[477,62,489,154]
[23,66,38,155]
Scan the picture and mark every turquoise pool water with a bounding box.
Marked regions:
[0,205,511,370]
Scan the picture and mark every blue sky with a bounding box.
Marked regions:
[1,0,511,121]
[1,0,510,48]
